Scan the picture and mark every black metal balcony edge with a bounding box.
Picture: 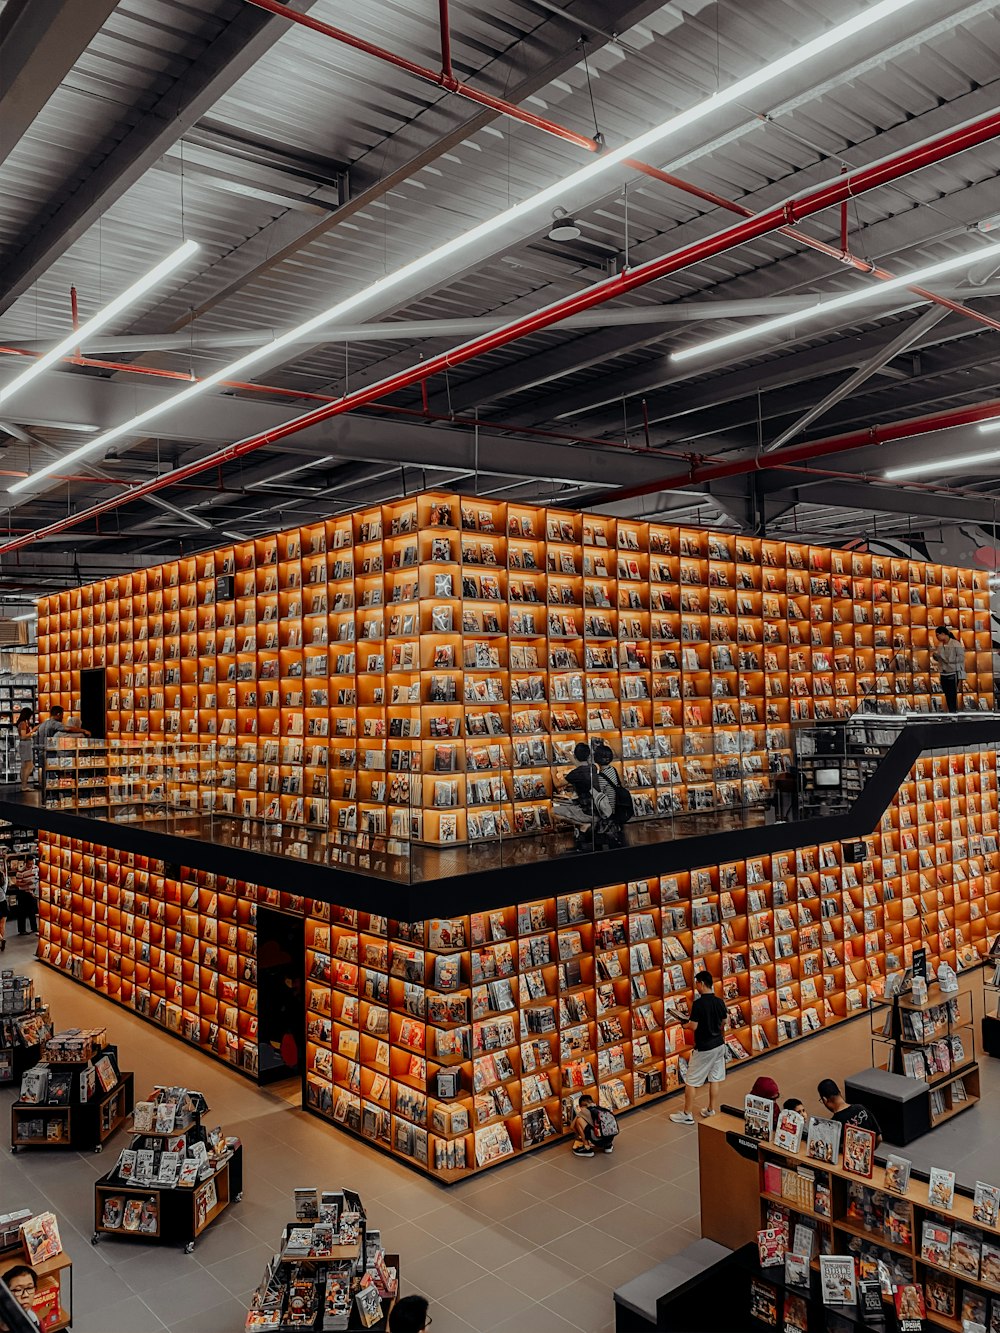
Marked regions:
[3,717,998,918]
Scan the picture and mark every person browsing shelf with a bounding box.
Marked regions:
[0,857,8,952]
[782,1097,807,1118]
[16,708,34,791]
[33,706,88,794]
[571,1092,615,1156]
[817,1079,882,1145]
[749,1075,781,1130]
[931,626,966,713]
[670,970,728,1124]
[388,1294,430,1332]
[593,742,632,849]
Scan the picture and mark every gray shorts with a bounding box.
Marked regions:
[685,1046,727,1087]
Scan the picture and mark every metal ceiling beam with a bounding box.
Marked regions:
[0,0,119,172]
[157,0,668,342]
[0,0,324,317]
[10,292,959,357]
[765,477,1000,526]
[0,421,211,531]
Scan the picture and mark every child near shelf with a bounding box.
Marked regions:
[571,1093,615,1156]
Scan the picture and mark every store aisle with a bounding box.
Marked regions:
[3,936,998,1333]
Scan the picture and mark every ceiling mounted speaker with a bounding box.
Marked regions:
[548,207,581,242]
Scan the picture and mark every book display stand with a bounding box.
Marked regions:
[871,981,980,1127]
[245,1187,397,1331]
[32,729,1000,1182]
[705,1105,1000,1333]
[0,971,52,1085]
[35,495,992,845]
[93,1085,242,1252]
[0,1211,73,1333]
[10,1026,132,1152]
[0,672,35,784]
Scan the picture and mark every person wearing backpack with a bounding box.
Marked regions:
[0,856,8,952]
[571,1093,618,1156]
[594,743,633,847]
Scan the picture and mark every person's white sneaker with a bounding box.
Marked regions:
[701,1108,717,1118]
[670,1110,695,1124]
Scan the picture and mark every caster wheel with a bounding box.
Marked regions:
[91,1234,99,1246]
[235,1191,243,1203]
[184,1242,195,1255]
[94,1144,103,1154]
[10,1146,17,1154]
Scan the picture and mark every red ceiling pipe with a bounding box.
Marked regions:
[588,397,1000,508]
[628,160,1000,336]
[242,0,600,151]
[438,0,453,80]
[6,106,1000,556]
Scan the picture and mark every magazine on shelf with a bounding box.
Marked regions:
[818,1255,857,1306]
[883,1154,912,1195]
[805,1116,842,1165]
[928,1166,956,1211]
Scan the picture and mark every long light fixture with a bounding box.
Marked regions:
[884,447,1000,480]
[10,611,36,622]
[672,238,1000,364]
[7,0,921,496]
[0,240,199,410]
[978,417,1000,435]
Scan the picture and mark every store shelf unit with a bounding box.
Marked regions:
[872,982,980,1126]
[36,836,263,1078]
[35,494,992,844]
[747,1113,1000,1332]
[36,738,1000,1181]
[93,1088,242,1252]
[0,672,35,783]
[11,1033,133,1153]
[0,973,51,1085]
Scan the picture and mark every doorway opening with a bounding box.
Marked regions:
[256,907,305,1086]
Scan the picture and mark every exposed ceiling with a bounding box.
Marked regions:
[2,0,1000,601]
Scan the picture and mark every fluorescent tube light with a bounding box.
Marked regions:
[7,0,919,495]
[10,612,36,622]
[884,447,1000,480]
[0,240,199,409]
[977,417,1000,435]
[672,239,1000,364]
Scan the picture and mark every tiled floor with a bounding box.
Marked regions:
[3,931,998,1333]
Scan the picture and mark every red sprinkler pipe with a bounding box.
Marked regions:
[627,161,1000,336]
[588,397,1000,508]
[5,106,1000,556]
[438,0,453,80]
[242,0,600,152]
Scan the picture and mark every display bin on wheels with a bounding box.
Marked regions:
[10,1068,134,1153]
[93,1144,243,1253]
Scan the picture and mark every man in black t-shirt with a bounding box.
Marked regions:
[818,1078,882,1145]
[670,970,728,1124]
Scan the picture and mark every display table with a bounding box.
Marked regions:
[93,1145,242,1252]
[10,1069,133,1153]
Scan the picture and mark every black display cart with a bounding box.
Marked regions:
[10,1045,133,1153]
[93,1088,243,1253]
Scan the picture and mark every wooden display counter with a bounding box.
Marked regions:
[0,1240,73,1332]
[697,1111,763,1250]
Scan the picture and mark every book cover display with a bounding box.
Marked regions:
[246,1187,398,1331]
[36,494,993,845]
[34,724,1000,1181]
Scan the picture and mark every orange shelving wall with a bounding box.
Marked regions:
[36,743,1000,1179]
[36,492,993,845]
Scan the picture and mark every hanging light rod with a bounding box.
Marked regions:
[884,447,1000,480]
[671,238,1000,365]
[0,240,199,410]
[6,0,921,496]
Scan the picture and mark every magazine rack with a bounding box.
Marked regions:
[0,973,51,1085]
[92,1088,242,1252]
[10,1042,133,1153]
[870,980,979,1128]
[245,1187,398,1331]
